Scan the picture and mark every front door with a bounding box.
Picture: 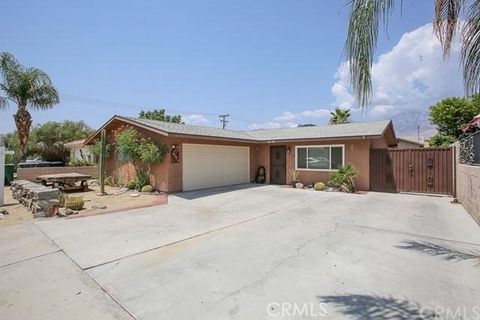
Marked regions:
[270,146,286,184]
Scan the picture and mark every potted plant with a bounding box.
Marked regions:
[289,169,300,187]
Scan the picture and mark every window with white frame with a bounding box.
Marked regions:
[295,145,344,171]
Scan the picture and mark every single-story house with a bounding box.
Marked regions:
[396,136,425,148]
[64,139,92,162]
[85,115,397,192]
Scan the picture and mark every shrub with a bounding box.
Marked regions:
[104,176,116,187]
[328,164,359,193]
[314,182,326,191]
[134,172,149,190]
[141,185,153,193]
[126,180,136,190]
[289,168,300,182]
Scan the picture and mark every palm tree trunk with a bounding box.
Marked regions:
[14,106,32,162]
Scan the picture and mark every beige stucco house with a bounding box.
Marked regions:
[85,116,397,192]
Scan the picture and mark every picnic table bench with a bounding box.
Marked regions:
[36,173,91,192]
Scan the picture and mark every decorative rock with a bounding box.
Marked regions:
[129,193,140,197]
[90,180,99,186]
[1,209,9,215]
[92,203,107,209]
[119,187,129,193]
[295,182,304,189]
[57,211,67,217]
[63,208,78,215]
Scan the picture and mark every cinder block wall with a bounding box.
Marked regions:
[17,166,98,182]
[456,164,480,225]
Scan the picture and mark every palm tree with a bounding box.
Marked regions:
[346,0,480,108]
[0,52,59,161]
[329,107,352,124]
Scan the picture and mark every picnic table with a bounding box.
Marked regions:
[36,173,91,192]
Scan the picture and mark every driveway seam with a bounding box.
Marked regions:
[0,249,62,268]
[288,213,480,247]
[31,223,140,320]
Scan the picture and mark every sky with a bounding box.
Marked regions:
[0,0,465,137]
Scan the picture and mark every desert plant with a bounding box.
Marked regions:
[126,180,136,190]
[104,176,116,187]
[141,185,153,193]
[114,126,168,188]
[134,172,150,190]
[328,164,359,193]
[314,182,327,191]
[289,168,300,184]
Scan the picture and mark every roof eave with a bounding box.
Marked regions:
[84,115,170,145]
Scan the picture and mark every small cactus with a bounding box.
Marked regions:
[314,182,326,191]
[141,185,153,193]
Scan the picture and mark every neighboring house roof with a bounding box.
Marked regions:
[85,115,397,145]
[64,139,87,148]
[397,136,424,147]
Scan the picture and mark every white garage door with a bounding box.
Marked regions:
[182,144,250,191]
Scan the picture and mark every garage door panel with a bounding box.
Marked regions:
[182,144,250,191]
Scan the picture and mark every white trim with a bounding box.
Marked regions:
[295,144,345,172]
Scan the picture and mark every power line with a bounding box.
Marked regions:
[219,114,230,129]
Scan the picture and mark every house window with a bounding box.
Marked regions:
[295,145,344,171]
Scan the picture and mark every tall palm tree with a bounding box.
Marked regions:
[346,0,480,108]
[0,52,59,161]
[329,107,352,124]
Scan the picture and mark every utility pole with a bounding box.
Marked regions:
[219,114,229,129]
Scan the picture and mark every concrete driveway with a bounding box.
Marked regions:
[1,185,480,319]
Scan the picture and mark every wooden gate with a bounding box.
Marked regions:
[370,148,454,195]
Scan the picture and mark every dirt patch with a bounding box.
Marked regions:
[0,189,33,227]
[0,181,168,226]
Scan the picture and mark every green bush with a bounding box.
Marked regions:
[126,180,136,190]
[329,164,359,193]
[313,182,326,191]
[141,185,153,193]
[134,172,149,190]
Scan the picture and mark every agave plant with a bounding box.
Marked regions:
[329,164,359,193]
[346,0,480,108]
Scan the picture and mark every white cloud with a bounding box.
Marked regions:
[249,107,331,130]
[183,114,210,125]
[331,23,464,134]
[274,111,297,122]
[301,109,330,118]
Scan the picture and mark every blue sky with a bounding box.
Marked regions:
[0,0,463,135]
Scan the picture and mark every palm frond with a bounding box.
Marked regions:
[345,0,398,108]
[0,96,7,109]
[461,0,480,95]
[434,0,463,58]
[0,52,21,79]
[29,84,59,110]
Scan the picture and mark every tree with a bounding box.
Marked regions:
[346,0,480,108]
[138,108,183,123]
[114,126,168,189]
[1,121,94,163]
[428,134,457,147]
[329,108,351,124]
[429,96,480,138]
[0,52,59,161]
